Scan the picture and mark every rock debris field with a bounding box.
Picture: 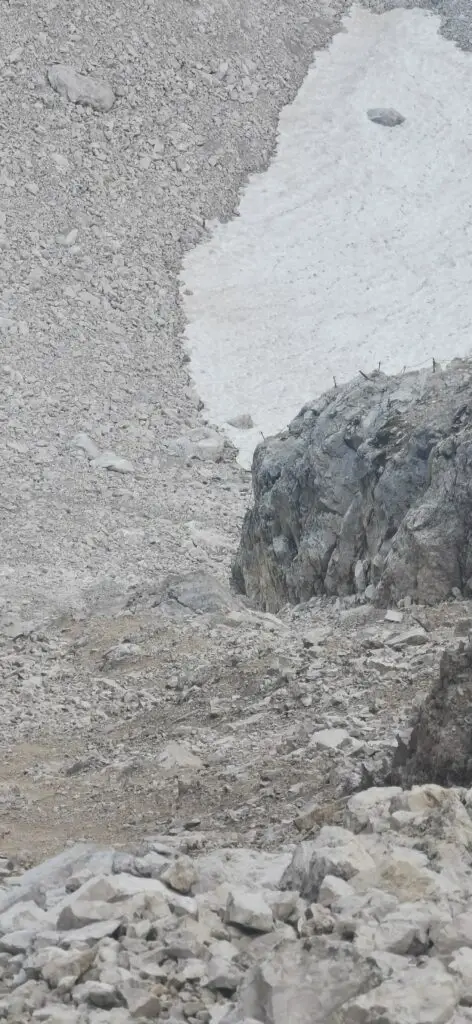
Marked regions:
[3,0,472,1021]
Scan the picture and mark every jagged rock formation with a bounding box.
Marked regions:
[392,642,472,787]
[233,359,472,612]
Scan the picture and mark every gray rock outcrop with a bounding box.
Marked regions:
[392,643,472,787]
[233,360,472,612]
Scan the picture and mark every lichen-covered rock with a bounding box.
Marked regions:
[233,360,472,611]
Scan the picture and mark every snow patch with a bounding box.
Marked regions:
[182,6,472,468]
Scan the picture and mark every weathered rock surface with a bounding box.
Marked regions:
[233,361,472,611]
[392,643,472,786]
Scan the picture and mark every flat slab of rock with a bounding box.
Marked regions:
[47,65,115,111]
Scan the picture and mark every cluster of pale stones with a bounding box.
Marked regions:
[0,784,472,1023]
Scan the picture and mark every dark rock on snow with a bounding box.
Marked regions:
[367,107,405,127]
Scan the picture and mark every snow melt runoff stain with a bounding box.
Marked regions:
[182,6,472,468]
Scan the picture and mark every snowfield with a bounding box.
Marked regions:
[182,6,472,467]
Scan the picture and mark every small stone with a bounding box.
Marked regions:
[302,627,331,648]
[448,946,472,1002]
[225,890,273,933]
[299,903,335,935]
[73,980,122,1009]
[387,628,427,650]
[164,920,208,959]
[173,958,206,984]
[91,452,134,474]
[47,64,115,111]
[385,609,403,623]
[309,728,351,750]
[294,800,324,833]
[120,984,161,1018]
[346,787,402,833]
[265,890,300,923]
[227,413,254,430]
[51,152,70,172]
[354,560,366,593]
[455,619,472,636]
[281,827,375,902]
[56,899,121,931]
[318,875,355,908]
[355,901,446,958]
[0,901,48,936]
[158,741,203,773]
[32,1007,81,1023]
[431,910,472,954]
[8,46,23,63]
[340,959,456,1023]
[161,855,197,895]
[73,432,100,460]
[63,229,79,247]
[0,929,36,954]
[40,945,95,989]
[205,956,243,993]
[367,107,405,127]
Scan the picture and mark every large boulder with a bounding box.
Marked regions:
[232,360,472,611]
[392,644,472,787]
